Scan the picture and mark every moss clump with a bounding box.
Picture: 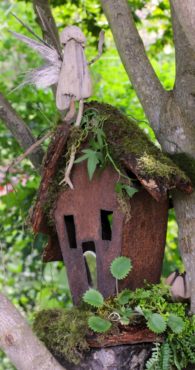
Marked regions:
[33,307,90,365]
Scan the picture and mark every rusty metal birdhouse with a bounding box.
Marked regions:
[31,102,192,305]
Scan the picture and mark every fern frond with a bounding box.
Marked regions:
[161,341,171,370]
[145,343,161,370]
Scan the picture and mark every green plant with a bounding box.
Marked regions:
[74,110,138,198]
[82,257,195,369]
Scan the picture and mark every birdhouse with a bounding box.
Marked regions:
[31,102,192,305]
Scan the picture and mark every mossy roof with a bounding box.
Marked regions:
[31,101,192,237]
[85,102,192,200]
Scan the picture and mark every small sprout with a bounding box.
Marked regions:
[88,316,111,333]
[110,256,132,280]
[83,288,104,308]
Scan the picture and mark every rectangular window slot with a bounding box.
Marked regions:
[64,215,77,249]
[82,241,96,287]
[101,210,113,241]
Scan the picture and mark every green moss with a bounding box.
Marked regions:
[85,102,189,183]
[170,153,195,187]
[33,306,91,365]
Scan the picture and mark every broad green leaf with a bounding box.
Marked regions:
[87,153,99,180]
[117,289,132,305]
[88,316,111,333]
[167,314,184,334]
[83,289,104,308]
[110,257,132,280]
[147,313,167,334]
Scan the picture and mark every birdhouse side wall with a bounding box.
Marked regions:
[120,189,169,291]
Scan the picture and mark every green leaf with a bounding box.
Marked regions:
[87,152,99,180]
[110,257,132,280]
[88,316,111,333]
[83,289,104,308]
[74,153,89,163]
[167,314,185,334]
[117,289,132,305]
[147,313,167,334]
[124,307,134,318]
[115,182,123,193]
[96,128,105,148]
[122,185,138,198]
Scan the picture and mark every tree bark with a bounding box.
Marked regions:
[0,293,64,370]
[170,0,195,51]
[0,93,44,170]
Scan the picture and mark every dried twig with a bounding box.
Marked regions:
[8,131,52,171]
[59,147,76,189]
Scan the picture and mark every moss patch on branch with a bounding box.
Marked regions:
[33,306,90,365]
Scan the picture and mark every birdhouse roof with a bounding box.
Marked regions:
[31,101,192,236]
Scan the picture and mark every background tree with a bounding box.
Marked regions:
[0,0,194,368]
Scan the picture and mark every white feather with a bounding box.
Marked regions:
[26,64,61,89]
[11,31,60,63]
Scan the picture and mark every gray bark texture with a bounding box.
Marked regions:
[0,293,64,370]
[100,0,195,313]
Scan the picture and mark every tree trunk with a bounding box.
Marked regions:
[0,294,64,370]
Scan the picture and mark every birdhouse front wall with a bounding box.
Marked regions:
[54,162,124,304]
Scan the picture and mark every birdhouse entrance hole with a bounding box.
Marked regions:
[101,210,113,241]
[64,215,77,249]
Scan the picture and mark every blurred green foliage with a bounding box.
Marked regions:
[0,0,182,368]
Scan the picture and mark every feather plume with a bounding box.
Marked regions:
[11,32,59,63]
[11,31,61,89]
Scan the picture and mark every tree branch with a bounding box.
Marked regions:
[0,293,65,370]
[100,0,167,132]
[170,0,195,51]
[32,0,61,56]
[0,93,44,170]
